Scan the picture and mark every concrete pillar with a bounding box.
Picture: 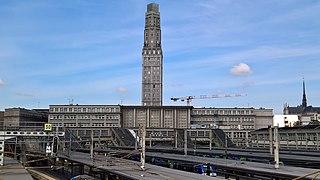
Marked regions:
[135,130,138,151]
[149,132,152,148]
[286,133,289,149]
[184,129,187,156]
[274,126,279,169]
[90,130,94,159]
[209,130,212,150]
[295,133,298,149]
[269,127,273,155]
[140,125,146,170]
[175,130,178,149]
[317,133,319,150]
[14,137,17,160]
[305,132,308,149]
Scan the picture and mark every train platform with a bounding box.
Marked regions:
[59,152,223,180]
[0,157,33,180]
[147,152,320,179]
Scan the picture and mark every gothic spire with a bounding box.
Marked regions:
[302,78,307,108]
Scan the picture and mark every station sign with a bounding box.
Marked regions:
[44,123,52,131]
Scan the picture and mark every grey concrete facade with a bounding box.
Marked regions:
[3,108,48,128]
[122,106,191,128]
[142,3,163,106]
[48,105,121,128]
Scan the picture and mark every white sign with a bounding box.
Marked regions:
[46,145,52,154]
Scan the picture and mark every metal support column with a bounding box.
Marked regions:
[184,129,187,156]
[209,130,212,150]
[274,126,279,169]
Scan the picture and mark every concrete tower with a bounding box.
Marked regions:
[142,3,163,106]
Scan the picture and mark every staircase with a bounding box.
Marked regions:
[176,129,193,148]
[211,129,235,148]
[111,128,136,147]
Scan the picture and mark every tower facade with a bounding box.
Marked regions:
[142,3,163,106]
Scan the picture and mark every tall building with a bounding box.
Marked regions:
[141,3,163,106]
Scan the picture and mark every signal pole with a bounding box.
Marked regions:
[274,125,280,169]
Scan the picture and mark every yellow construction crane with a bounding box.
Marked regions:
[170,93,247,106]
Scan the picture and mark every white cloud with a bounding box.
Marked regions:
[230,63,252,76]
[116,87,128,93]
[0,79,5,86]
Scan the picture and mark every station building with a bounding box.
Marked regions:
[48,104,273,147]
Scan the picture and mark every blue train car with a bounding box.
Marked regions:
[194,164,217,177]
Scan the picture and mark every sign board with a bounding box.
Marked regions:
[46,145,52,154]
[44,123,52,131]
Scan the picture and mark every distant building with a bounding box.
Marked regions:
[48,105,121,128]
[122,106,191,128]
[273,115,299,127]
[190,107,273,147]
[3,108,48,128]
[284,79,320,125]
[141,3,163,106]
[0,111,4,128]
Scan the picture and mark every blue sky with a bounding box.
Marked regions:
[0,0,320,114]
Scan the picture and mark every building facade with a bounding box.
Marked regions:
[141,3,163,106]
[190,107,273,147]
[0,111,4,128]
[48,105,121,128]
[3,108,48,128]
[122,106,191,129]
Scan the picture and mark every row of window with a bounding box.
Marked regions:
[49,115,120,120]
[193,109,254,115]
[52,123,119,127]
[192,117,254,122]
[50,107,120,113]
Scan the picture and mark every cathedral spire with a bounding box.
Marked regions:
[302,78,307,108]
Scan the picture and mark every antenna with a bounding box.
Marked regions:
[69,98,74,105]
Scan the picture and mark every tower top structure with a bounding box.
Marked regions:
[147,3,159,12]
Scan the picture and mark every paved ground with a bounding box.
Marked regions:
[0,157,33,180]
